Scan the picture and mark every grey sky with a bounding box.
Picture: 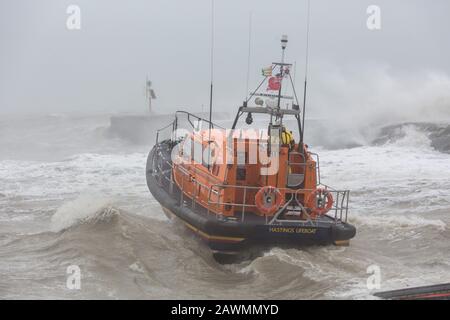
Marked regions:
[1,0,450,121]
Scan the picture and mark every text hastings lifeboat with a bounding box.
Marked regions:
[146,35,356,261]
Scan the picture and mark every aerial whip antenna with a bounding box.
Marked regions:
[293,61,297,86]
[300,0,311,146]
[207,0,215,168]
[208,0,215,134]
[245,12,253,101]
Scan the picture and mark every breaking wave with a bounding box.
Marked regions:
[372,122,450,153]
[50,194,116,232]
[304,120,450,153]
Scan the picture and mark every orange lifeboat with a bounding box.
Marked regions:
[146,35,356,261]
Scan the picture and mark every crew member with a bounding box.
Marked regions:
[281,126,295,151]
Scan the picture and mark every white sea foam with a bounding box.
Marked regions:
[129,261,146,274]
[0,152,148,198]
[50,194,115,232]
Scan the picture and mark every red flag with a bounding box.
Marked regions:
[267,76,282,91]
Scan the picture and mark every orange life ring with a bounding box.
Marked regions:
[306,188,333,217]
[255,186,284,216]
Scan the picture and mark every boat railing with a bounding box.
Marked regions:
[153,153,223,213]
[155,121,176,145]
[152,144,349,225]
[308,152,321,185]
[155,111,225,145]
[206,184,350,224]
[174,111,225,130]
[283,151,321,188]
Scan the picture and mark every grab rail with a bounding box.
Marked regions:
[156,111,226,145]
[206,183,350,223]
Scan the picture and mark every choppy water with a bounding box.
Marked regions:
[0,113,449,299]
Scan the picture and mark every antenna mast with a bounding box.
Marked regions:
[276,35,288,109]
[208,0,215,136]
[207,0,215,169]
[245,12,253,101]
[300,0,311,146]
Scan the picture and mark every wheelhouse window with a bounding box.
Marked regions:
[237,150,246,166]
[193,140,203,165]
[203,142,217,168]
[191,140,219,170]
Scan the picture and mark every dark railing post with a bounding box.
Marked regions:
[242,187,247,222]
[335,191,339,223]
[169,169,174,195]
[207,188,212,215]
[180,174,185,206]
[345,191,350,222]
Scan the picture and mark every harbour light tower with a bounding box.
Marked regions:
[145,77,156,113]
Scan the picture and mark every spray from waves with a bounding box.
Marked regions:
[309,65,450,129]
[382,125,433,149]
[50,194,117,232]
[297,65,450,151]
[306,120,450,153]
[372,122,450,153]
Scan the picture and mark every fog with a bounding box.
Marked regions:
[1,0,450,125]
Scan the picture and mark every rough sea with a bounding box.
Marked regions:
[0,113,449,299]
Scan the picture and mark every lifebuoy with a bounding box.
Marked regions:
[306,188,333,217]
[255,186,284,216]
